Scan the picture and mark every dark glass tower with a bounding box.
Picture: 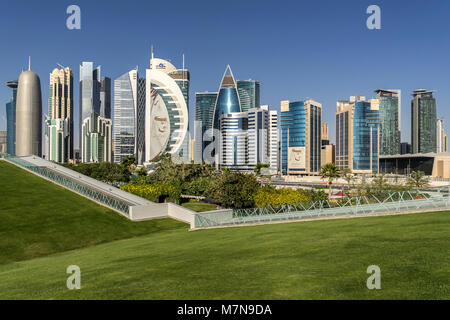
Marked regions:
[411,89,437,154]
[5,80,18,155]
[194,92,217,163]
[100,77,111,119]
[376,89,400,155]
[237,80,260,112]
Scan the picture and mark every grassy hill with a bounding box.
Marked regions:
[0,160,186,265]
[1,160,449,299]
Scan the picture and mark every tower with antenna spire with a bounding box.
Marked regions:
[144,50,190,164]
[15,57,42,157]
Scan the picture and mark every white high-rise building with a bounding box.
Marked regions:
[113,69,146,164]
[437,118,448,153]
[219,112,248,167]
[247,107,269,166]
[268,108,279,174]
[81,113,112,163]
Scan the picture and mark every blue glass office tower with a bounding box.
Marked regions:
[353,101,380,172]
[194,92,217,163]
[213,65,241,130]
[5,80,18,155]
[280,100,321,175]
[237,80,260,112]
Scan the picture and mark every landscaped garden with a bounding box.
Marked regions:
[1,159,449,299]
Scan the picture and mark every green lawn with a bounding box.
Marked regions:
[0,160,187,265]
[1,160,449,299]
[181,201,217,212]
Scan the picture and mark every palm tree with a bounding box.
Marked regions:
[407,170,430,191]
[254,163,270,185]
[320,163,341,200]
[341,168,353,195]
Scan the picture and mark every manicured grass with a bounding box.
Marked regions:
[181,201,217,212]
[0,160,187,265]
[1,160,449,299]
[0,208,448,299]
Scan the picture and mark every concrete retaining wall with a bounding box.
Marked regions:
[129,204,169,221]
[129,202,197,228]
[168,203,197,227]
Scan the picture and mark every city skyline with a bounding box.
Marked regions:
[1,0,450,148]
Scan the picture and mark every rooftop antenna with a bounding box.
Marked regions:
[57,63,64,69]
[28,56,31,71]
[151,44,154,59]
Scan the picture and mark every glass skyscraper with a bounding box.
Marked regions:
[100,77,111,119]
[335,96,380,174]
[137,78,146,163]
[213,66,241,130]
[5,79,18,155]
[280,99,321,175]
[237,80,260,112]
[194,92,217,163]
[353,100,380,172]
[411,89,437,154]
[80,62,112,162]
[375,89,400,155]
[113,70,138,164]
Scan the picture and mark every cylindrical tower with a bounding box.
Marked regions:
[15,70,42,157]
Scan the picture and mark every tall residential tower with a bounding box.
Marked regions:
[45,67,74,162]
[411,89,437,154]
[80,62,112,162]
[375,89,401,155]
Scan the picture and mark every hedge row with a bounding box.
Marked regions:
[254,188,310,208]
[120,183,181,203]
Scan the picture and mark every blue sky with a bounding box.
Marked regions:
[1,0,450,149]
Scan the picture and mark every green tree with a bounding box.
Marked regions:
[210,171,260,209]
[407,171,430,191]
[135,166,148,177]
[121,155,136,169]
[341,168,353,195]
[254,163,270,185]
[320,163,341,200]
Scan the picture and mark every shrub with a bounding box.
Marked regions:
[120,183,181,203]
[254,188,310,207]
[64,162,131,183]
